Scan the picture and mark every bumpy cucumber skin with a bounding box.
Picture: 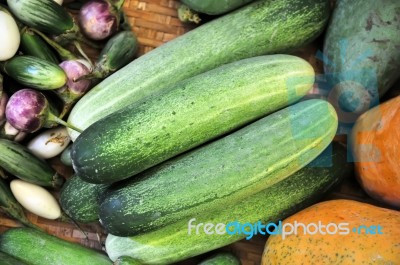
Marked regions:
[323,0,400,114]
[0,251,28,265]
[67,0,330,141]
[0,228,112,265]
[3,56,67,90]
[99,99,338,236]
[0,139,63,188]
[7,0,74,35]
[60,175,109,223]
[181,0,255,15]
[199,253,241,265]
[105,143,352,264]
[72,55,315,184]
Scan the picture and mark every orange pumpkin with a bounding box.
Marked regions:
[350,95,400,207]
[262,199,400,264]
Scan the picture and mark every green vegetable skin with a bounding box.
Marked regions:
[99,99,338,236]
[199,253,241,265]
[105,143,352,264]
[323,0,400,114]
[1,56,67,90]
[0,228,112,265]
[20,28,59,64]
[0,251,28,265]
[60,175,109,223]
[67,0,330,141]
[72,55,316,184]
[114,256,142,265]
[181,0,255,15]
[0,139,64,188]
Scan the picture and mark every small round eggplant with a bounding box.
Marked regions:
[79,0,119,40]
[59,60,92,96]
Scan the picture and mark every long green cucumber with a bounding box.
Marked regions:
[0,139,64,188]
[105,142,352,264]
[72,55,315,184]
[0,178,37,229]
[199,252,241,265]
[0,228,112,265]
[60,175,109,223]
[181,0,255,15]
[99,99,338,236]
[1,55,67,90]
[67,0,330,141]
[113,256,142,265]
[0,251,28,265]
[20,27,59,64]
[323,0,400,115]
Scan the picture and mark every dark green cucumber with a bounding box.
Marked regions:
[181,0,255,15]
[114,256,142,265]
[0,139,64,188]
[99,99,338,236]
[323,0,400,115]
[0,251,28,265]
[72,55,315,184]
[67,0,330,141]
[0,228,112,265]
[0,178,37,229]
[199,253,241,265]
[105,143,353,264]
[20,27,59,64]
[7,0,77,36]
[60,175,109,223]
[1,55,67,90]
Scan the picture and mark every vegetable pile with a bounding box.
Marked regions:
[0,0,400,264]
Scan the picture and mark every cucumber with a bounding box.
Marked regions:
[105,142,353,264]
[60,175,109,223]
[181,0,255,15]
[199,252,241,265]
[113,256,142,265]
[67,0,330,141]
[323,0,400,115]
[1,55,67,90]
[72,55,316,184]
[0,139,64,188]
[99,99,338,236]
[20,27,59,64]
[0,251,28,265]
[0,228,112,265]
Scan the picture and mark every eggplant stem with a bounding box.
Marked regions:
[107,0,125,10]
[73,41,93,67]
[48,112,83,133]
[75,71,102,82]
[30,28,78,61]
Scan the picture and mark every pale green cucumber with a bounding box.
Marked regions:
[67,0,330,141]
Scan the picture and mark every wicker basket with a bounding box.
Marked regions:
[0,1,384,264]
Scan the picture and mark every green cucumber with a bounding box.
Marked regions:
[0,178,37,229]
[20,27,59,64]
[113,256,142,265]
[199,253,241,265]
[0,139,64,188]
[323,0,400,115]
[0,251,28,265]
[181,0,255,15]
[105,142,352,264]
[60,175,109,223]
[72,55,316,184]
[99,99,338,236]
[0,228,112,265]
[7,0,77,36]
[1,55,67,90]
[67,0,330,141]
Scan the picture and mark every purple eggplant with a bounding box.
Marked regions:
[5,89,82,133]
[79,0,120,40]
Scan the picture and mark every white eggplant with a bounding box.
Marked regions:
[27,127,71,160]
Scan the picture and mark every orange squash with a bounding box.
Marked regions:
[350,95,400,207]
[262,199,400,264]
